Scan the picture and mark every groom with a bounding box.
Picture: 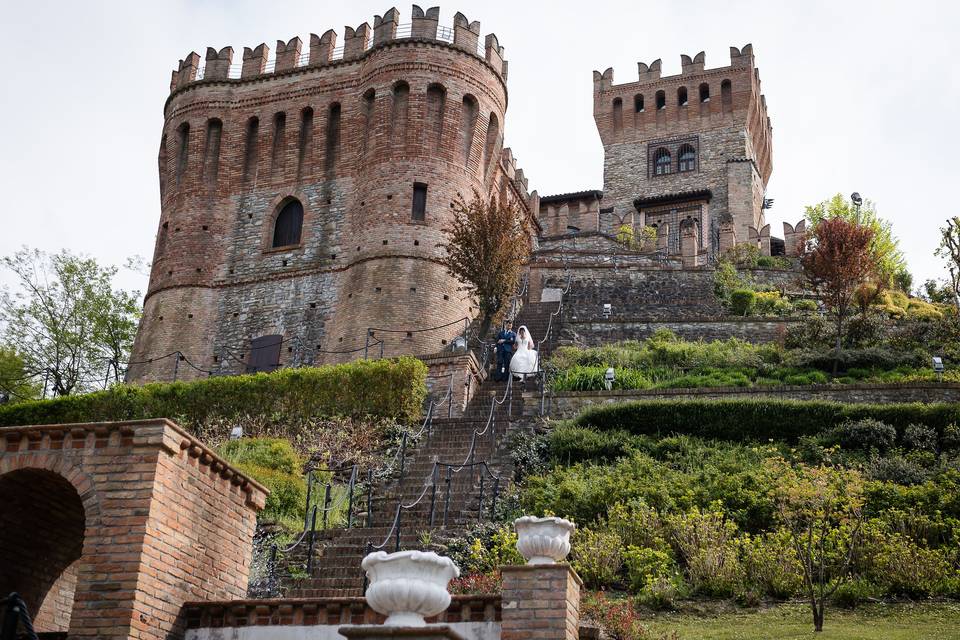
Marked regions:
[494,320,516,382]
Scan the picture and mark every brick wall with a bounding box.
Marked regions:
[0,419,267,639]
[129,8,538,382]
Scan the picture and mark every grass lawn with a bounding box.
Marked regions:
[643,603,960,639]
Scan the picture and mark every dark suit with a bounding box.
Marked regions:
[494,329,516,381]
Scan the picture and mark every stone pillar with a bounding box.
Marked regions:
[501,563,582,640]
[719,220,737,255]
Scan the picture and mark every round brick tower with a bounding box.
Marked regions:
[128,6,534,381]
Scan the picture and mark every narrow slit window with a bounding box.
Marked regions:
[678,87,688,106]
[412,182,427,221]
[699,83,710,103]
[634,94,644,113]
[656,90,666,110]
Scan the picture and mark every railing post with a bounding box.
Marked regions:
[366,469,374,528]
[304,470,314,529]
[442,466,452,528]
[394,506,402,552]
[398,431,408,482]
[268,544,278,595]
[306,506,318,573]
[447,373,453,419]
[347,465,357,528]
[428,464,439,527]
[173,351,181,382]
[491,476,500,519]
[322,483,332,530]
[379,339,384,359]
[477,473,485,523]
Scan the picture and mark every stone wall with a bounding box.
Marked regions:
[535,383,960,418]
[129,8,538,382]
[421,351,486,418]
[562,318,795,345]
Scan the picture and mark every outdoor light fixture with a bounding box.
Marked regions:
[230,425,244,440]
[850,192,863,207]
[604,367,616,391]
[933,356,945,381]
[452,336,467,352]
[602,303,612,319]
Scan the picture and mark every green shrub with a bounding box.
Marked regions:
[944,424,960,451]
[572,528,625,589]
[572,399,960,444]
[624,546,677,592]
[864,531,952,597]
[729,289,756,316]
[549,425,635,464]
[831,579,883,609]
[665,507,743,596]
[904,424,938,452]
[793,299,818,313]
[219,437,306,527]
[0,357,428,429]
[823,418,897,453]
[219,437,301,474]
[865,455,932,485]
[739,530,803,599]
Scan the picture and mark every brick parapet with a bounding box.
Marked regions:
[182,594,501,627]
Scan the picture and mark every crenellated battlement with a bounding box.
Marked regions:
[168,5,508,93]
[593,44,755,93]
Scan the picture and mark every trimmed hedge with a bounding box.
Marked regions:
[0,357,428,429]
[572,399,960,442]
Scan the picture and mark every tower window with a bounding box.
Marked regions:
[678,87,688,106]
[678,144,696,172]
[412,182,427,221]
[653,147,671,175]
[272,198,304,247]
[721,80,733,112]
[612,97,623,133]
[634,94,644,113]
[656,90,666,110]
[699,83,710,103]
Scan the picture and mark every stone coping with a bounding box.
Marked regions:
[339,626,465,639]
[182,595,502,628]
[500,562,584,587]
[545,381,960,399]
[0,418,269,505]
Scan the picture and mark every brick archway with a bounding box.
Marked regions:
[0,419,266,640]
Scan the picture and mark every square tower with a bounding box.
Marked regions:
[593,46,773,257]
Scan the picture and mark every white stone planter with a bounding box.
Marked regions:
[514,516,576,564]
[361,550,460,627]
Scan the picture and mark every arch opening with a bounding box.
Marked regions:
[272,198,304,248]
[0,468,85,633]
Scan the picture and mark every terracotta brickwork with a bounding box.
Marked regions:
[592,46,773,251]
[128,6,538,383]
[0,419,266,639]
[500,564,581,640]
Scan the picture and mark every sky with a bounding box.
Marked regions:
[0,0,958,296]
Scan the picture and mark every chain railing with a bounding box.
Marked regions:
[0,593,37,640]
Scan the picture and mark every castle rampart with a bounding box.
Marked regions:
[129,6,535,382]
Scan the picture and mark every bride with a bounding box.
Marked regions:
[509,325,539,380]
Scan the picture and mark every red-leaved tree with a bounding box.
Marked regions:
[800,218,876,374]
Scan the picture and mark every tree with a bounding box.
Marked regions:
[0,346,40,403]
[0,248,141,397]
[921,278,956,306]
[437,191,531,339]
[936,216,960,310]
[805,194,907,289]
[765,458,865,633]
[800,218,875,374]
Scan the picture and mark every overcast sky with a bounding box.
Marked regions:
[1,0,958,296]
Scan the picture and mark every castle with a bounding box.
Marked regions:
[128,5,779,382]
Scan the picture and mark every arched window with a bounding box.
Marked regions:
[721,79,733,112]
[361,89,376,159]
[678,144,696,172]
[425,84,446,152]
[699,83,710,103]
[655,90,666,110]
[612,98,623,133]
[390,81,410,143]
[202,118,222,186]
[242,116,259,182]
[272,199,304,248]
[634,94,644,113]
[678,87,688,106]
[653,147,671,175]
[325,103,341,174]
[297,107,313,177]
[175,122,190,185]
[483,112,500,177]
[271,112,286,174]
[460,95,479,166]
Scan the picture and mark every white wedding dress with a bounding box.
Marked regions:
[509,326,539,380]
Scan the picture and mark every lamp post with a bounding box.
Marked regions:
[850,192,863,216]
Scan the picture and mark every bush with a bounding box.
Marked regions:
[729,289,756,316]
[831,579,883,608]
[665,507,743,596]
[624,546,677,592]
[0,357,428,429]
[549,425,635,464]
[865,455,932,485]
[904,424,938,452]
[739,530,803,599]
[864,531,952,597]
[572,528,625,589]
[219,437,306,527]
[572,399,960,444]
[823,418,897,453]
[793,299,818,313]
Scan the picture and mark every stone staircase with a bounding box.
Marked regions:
[275,302,563,597]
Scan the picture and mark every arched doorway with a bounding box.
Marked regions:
[0,468,85,632]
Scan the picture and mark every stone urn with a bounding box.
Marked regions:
[514,516,576,564]
[362,550,460,626]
